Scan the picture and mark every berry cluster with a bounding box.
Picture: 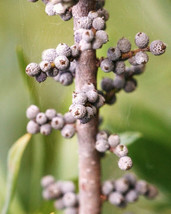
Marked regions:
[25,43,79,84]
[95,131,132,171]
[41,175,79,214]
[75,9,109,51]
[100,33,166,102]
[69,83,105,124]
[26,105,76,138]
[28,0,78,21]
[102,173,158,208]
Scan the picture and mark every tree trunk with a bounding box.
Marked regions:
[72,1,101,214]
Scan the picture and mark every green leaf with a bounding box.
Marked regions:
[16,46,38,105]
[2,133,32,214]
[119,131,142,146]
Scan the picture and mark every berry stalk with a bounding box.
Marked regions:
[72,1,102,214]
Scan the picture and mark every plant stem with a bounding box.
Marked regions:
[72,1,101,214]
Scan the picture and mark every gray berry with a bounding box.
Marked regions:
[36,113,47,125]
[102,181,114,196]
[95,138,109,152]
[135,180,149,195]
[59,72,73,86]
[82,29,94,42]
[115,178,130,193]
[113,74,125,89]
[70,104,87,119]
[150,40,166,56]
[108,134,120,148]
[63,192,78,207]
[135,32,149,48]
[97,8,109,21]
[123,173,137,187]
[61,181,75,194]
[96,130,108,140]
[64,208,78,214]
[60,10,72,21]
[64,112,76,124]
[117,37,131,53]
[107,47,121,61]
[108,192,125,206]
[124,78,137,93]
[54,198,65,210]
[51,116,65,130]
[56,43,71,57]
[128,56,138,66]
[114,144,128,157]
[82,83,95,92]
[47,68,59,77]
[95,30,108,44]
[26,63,40,76]
[100,58,114,73]
[42,49,57,62]
[135,51,149,64]
[45,2,55,16]
[39,61,52,72]
[70,45,80,58]
[41,175,55,188]
[145,185,158,199]
[88,11,99,20]
[53,3,67,15]
[115,61,125,75]
[54,55,70,70]
[77,17,92,29]
[101,78,114,92]
[72,92,87,105]
[61,124,75,138]
[94,94,105,108]
[92,17,105,30]
[42,183,62,200]
[45,109,56,120]
[118,156,133,170]
[27,120,40,134]
[26,105,40,120]
[125,190,139,203]
[40,124,52,135]
[79,39,92,51]
[86,90,99,103]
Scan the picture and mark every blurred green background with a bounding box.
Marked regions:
[0,0,171,213]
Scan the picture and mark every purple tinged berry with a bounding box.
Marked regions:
[113,74,125,89]
[94,94,105,108]
[40,123,52,135]
[102,181,114,196]
[36,113,47,125]
[108,192,125,206]
[41,175,55,188]
[60,10,72,21]
[118,156,133,170]
[101,78,114,92]
[135,180,149,195]
[35,72,47,83]
[115,177,130,193]
[59,72,73,86]
[63,192,78,207]
[125,190,139,203]
[51,116,65,130]
[27,120,40,134]
[145,185,158,199]
[64,112,76,124]
[45,109,56,120]
[26,105,40,120]
[47,68,59,77]
[61,124,75,138]
[124,78,137,93]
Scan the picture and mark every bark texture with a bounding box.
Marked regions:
[72,1,101,214]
